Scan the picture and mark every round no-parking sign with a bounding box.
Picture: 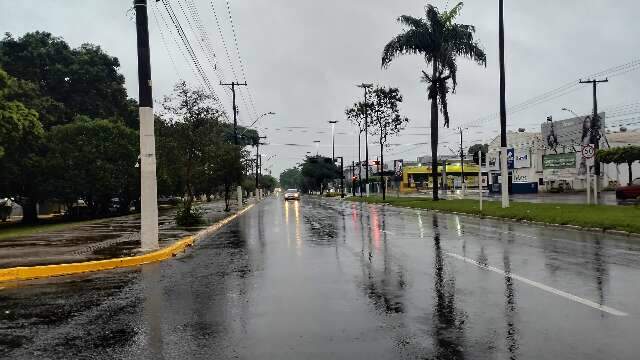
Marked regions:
[581,144,595,159]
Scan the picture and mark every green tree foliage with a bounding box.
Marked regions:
[469,143,489,164]
[301,157,340,194]
[0,69,42,159]
[0,32,135,128]
[369,86,409,200]
[597,146,640,185]
[382,2,486,200]
[0,68,45,222]
[258,174,278,192]
[44,119,139,215]
[160,81,223,215]
[280,167,303,190]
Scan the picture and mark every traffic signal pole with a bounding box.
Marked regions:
[134,0,158,250]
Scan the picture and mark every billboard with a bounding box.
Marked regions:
[393,160,403,178]
[514,149,530,168]
[506,148,515,170]
[543,153,576,169]
[541,113,606,152]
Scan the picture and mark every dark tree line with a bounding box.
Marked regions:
[0,31,257,222]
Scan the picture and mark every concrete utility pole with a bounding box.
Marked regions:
[357,83,373,196]
[134,0,158,250]
[498,0,509,208]
[579,78,608,200]
[335,156,345,198]
[254,136,266,192]
[220,81,247,145]
[329,120,338,161]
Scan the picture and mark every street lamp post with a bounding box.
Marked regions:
[498,0,510,208]
[334,156,345,198]
[357,83,373,196]
[329,120,338,162]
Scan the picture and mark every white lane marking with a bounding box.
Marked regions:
[446,252,628,317]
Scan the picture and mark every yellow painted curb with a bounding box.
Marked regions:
[0,204,255,283]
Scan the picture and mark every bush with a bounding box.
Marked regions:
[175,202,204,226]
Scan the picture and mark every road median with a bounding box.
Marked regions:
[0,203,255,283]
[347,196,640,236]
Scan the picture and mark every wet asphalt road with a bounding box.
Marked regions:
[1,196,640,359]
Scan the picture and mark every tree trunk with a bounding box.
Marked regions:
[431,62,440,201]
[224,184,231,212]
[21,197,38,224]
[185,157,193,212]
[629,162,633,186]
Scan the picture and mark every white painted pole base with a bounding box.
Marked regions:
[139,107,159,251]
[237,186,243,209]
[593,175,598,204]
[586,166,591,205]
[478,151,483,211]
[500,146,509,208]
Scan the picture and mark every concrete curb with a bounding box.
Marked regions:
[0,204,256,283]
[348,199,640,239]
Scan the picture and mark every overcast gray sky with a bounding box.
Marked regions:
[2,0,639,176]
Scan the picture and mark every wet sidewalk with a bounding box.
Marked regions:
[0,201,245,269]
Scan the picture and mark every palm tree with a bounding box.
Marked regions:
[382,2,486,200]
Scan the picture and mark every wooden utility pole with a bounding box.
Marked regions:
[220,81,247,145]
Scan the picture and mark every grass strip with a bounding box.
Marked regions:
[348,196,640,235]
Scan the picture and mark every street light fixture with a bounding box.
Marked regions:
[240,112,276,137]
[329,120,338,161]
[562,107,580,118]
[313,140,321,156]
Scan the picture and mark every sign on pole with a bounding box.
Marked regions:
[581,144,595,159]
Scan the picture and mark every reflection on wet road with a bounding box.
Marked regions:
[1,197,640,359]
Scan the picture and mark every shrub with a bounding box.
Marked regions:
[175,202,204,226]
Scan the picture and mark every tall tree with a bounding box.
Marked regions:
[301,157,340,194]
[468,143,489,164]
[0,32,135,128]
[382,2,486,200]
[345,101,369,191]
[280,167,303,190]
[369,86,409,200]
[597,146,640,185]
[44,118,139,216]
[161,81,222,213]
[0,68,45,223]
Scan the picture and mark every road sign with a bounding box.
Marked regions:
[581,144,595,159]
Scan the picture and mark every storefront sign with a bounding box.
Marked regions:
[543,153,576,169]
[507,148,515,170]
[514,149,530,168]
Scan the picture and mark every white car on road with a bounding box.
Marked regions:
[283,189,300,201]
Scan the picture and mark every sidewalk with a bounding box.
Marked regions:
[0,200,247,269]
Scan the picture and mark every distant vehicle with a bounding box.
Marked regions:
[274,187,282,193]
[616,178,640,200]
[284,189,300,201]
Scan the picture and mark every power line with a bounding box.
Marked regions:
[160,0,218,102]
[224,0,258,120]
